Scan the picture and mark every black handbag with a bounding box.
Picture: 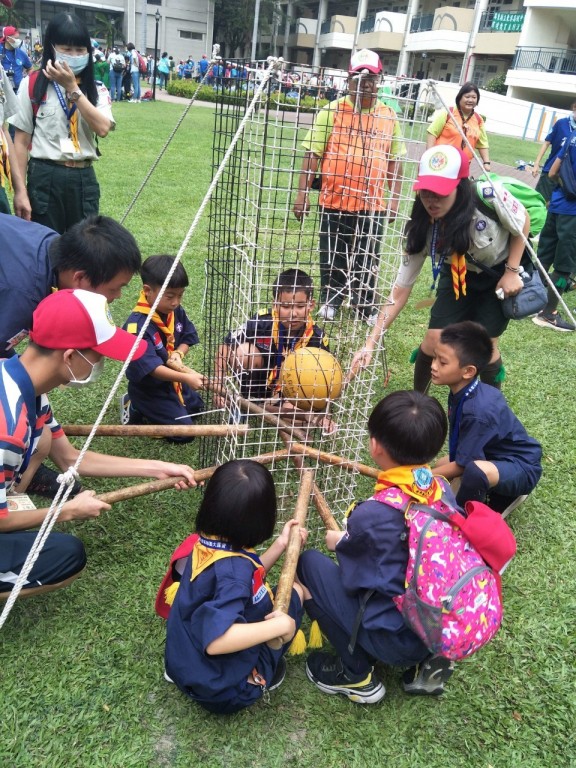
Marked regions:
[557,129,576,201]
[501,269,548,320]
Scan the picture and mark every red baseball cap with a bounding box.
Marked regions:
[30,289,146,362]
[414,145,470,196]
[349,48,382,75]
[0,25,17,40]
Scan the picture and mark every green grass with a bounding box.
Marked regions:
[1,100,575,768]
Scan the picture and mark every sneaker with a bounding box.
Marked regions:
[402,655,454,696]
[500,493,529,520]
[120,392,131,425]
[532,310,575,332]
[268,656,286,692]
[317,304,337,321]
[27,464,83,500]
[305,652,385,704]
[163,668,174,684]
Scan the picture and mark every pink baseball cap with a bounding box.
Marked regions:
[349,49,382,75]
[414,146,470,195]
[30,289,146,362]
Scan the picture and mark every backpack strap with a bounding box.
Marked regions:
[28,70,41,128]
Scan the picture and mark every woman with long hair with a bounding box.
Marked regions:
[352,145,530,391]
[427,82,491,173]
[9,12,114,233]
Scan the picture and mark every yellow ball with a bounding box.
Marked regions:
[280,347,343,411]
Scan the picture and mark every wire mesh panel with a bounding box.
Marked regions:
[201,63,430,540]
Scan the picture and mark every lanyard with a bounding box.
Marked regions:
[448,377,479,461]
[429,220,447,290]
[53,82,77,134]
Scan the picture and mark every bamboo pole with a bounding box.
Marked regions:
[63,424,248,438]
[288,442,379,479]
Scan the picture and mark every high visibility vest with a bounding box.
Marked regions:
[434,107,484,161]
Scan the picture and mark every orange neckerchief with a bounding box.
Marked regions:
[374,465,444,505]
[267,308,315,390]
[0,131,11,190]
[450,253,467,299]
[132,290,183,404]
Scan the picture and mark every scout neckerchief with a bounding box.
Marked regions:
[448,377,479,461]
[53,82,80,152]
[132,290,184,404]
[3,356,41,488]
[455,106,476,151]
[0,129,11,190]
[192,535,274,605]
[430,220,467,300]
[373,464,444,505]
[267,308,314,390]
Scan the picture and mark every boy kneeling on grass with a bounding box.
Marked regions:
[431,321,542,512]
[297,390,455,703]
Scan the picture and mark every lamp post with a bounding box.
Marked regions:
[152,9,160,101]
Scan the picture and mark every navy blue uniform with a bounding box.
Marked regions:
[449,380,542,497]
[124,307,204,434]
[165,552,302,714]
[0,213,58,355]
[225,311,329,399]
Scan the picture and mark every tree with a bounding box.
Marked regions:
[92,13,122,50]
[213,0,274,59]
[0,0,34,30]
[484,72,507,95]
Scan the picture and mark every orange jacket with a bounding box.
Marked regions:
[320,101,397,212]
[434,107,484,161]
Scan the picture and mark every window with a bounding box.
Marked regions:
[179,30,203,40]
[148,0,161,5]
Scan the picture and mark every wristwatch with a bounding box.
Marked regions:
[66,89,82,103]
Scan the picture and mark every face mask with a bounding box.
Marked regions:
[8,38,22,49]
[54,49,90,75]
[66,350,104,388]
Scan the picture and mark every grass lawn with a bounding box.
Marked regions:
[1,100,574,768]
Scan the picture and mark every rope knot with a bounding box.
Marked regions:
[57,467,81,488]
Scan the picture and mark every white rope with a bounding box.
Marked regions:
[429,81,576,326]
[0,55,282,629]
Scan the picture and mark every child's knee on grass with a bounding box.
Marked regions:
[473,459,499,487]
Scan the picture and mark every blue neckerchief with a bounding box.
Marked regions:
[429,220,447,291]
[198,535,263,569]
[2,356,41,484]
[53,82,78,129]
[448,377,480,461]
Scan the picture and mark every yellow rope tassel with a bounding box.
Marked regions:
[164,581,180,607]
[307,620,324,649]
[450,253,467,299]
[287,628,307,656]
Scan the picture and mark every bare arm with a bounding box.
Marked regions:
[425,133,436,150]
[293,150,320,221]
[495,212,531,297]
[532,140,551,176]
[206,611,296,655]
[432,458,464,480]
[385,158,403,219]
[12,127,31,190]
[44,60,112,137]
[149,363,205,391]
[0,490,110,532]
[548,155,561,181]
[3,127,31,220]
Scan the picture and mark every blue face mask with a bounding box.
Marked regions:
[54,49,90,75]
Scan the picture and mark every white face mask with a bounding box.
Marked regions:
[7,37,22,49]
[66,350,104,388]
[54,49,90,75]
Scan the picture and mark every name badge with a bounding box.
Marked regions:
[60,137,76,154]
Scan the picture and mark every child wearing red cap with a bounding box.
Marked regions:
[0,289,197,601]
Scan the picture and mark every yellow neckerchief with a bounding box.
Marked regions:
[450,253,467,300]
[373,465,444,505]
[0,130,11,189]
[267,308,315,390]
[192,536,274,604]
[68,78,81,152]
[131,290,183,404]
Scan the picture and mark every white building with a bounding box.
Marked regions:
[19,0,214,63]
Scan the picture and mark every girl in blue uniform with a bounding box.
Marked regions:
[165,460,305,714]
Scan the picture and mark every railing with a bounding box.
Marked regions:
[479,10,525,33]
[512,46,576,75]
[410,14,434,33]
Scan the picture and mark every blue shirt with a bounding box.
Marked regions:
[0,213,58,354]
[543,116,575,173]
[0,44,32,90]
[549,133,576,215]
[448,380,542,485]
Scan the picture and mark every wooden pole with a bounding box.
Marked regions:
[274,469,314,613]
[96,449,289,504]
[63,424,248,438]
[288,441,379,479]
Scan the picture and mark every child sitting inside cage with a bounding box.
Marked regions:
[431,321,542,512]
[122,255,206,442]
[215,268,339,431]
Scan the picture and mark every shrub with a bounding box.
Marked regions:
[484,73,507,95]
[166,81,328,113]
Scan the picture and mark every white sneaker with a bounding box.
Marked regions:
[317,304,337,321]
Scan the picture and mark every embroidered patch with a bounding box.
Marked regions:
[412,466,433,491]
[175,322,183,333]
[476,220,487,231]
[482,185,495,199]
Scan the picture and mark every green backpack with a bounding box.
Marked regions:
[475,173,547,237]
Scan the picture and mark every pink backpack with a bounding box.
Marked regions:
[374,483,516,661]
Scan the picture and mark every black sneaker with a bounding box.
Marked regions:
[26,464,83,499]
[306,652,385,704]
[268,656,286,692]
[402,655,454,696]
[532,310,575,332]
